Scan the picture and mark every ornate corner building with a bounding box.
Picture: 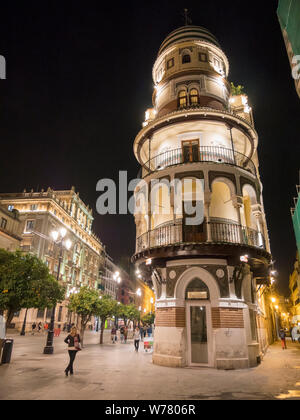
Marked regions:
[132,26,272,369]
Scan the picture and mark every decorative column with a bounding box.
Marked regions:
[232,195,244,244]
[204,191,212,242]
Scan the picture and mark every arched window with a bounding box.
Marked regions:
[182,54,191,64]
[190,88,199,105]
[178,90,187,108]
[185,278,210,300]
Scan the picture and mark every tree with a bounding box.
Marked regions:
[125,304,141,328]
[141,312,155,326]
[0,249,65,332]
[94,295,118,344]
[67,286,100,347]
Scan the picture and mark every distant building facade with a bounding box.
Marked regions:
[289,253,300,326]
[0,188,106,331]
[278,0,300,98]
[0,205,22,251]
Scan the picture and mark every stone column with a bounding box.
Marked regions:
[232,195,244,244]
[204,191,212,242]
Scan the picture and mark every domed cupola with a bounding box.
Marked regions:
[152,25,230,117]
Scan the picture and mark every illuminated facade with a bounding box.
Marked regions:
[0,187,106,330]
[133,26,272,369]
[0,205,22,251]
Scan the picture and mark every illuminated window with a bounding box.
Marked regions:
[190,88,199,105]
[30,204,37,211]
[25,220,34,232]
[182,54,191,64]
[178,90,187,108]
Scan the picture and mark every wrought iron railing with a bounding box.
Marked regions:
[136,219,265,253]
[141,146,256,178]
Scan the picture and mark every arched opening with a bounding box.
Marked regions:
[185,278,210,300]
[178,90,187,108]
[182,54,191,64]
[189,88,199,105]
[181,177,205,242]
[209,180,239,243]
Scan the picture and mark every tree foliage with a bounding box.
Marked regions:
[67,286,101,346]
[94,295,118,344]
[0,249,65,327]
[141,312,155,326]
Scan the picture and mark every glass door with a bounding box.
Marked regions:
[182,140,199,163]
[189,305,209,365]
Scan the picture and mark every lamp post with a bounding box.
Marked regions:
[43,228,72,355]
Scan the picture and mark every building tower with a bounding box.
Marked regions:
[132,26,272,369]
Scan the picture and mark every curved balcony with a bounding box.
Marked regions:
[136,219,266,254]
[140,146,256,178]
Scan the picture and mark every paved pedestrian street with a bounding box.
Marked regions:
[1,331,300,400]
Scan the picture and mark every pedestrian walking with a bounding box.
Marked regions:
[143,325,147,339]
[291,325,298,343]
[38,322,42,333]
[147,325,152,338]
[140,325,144,342]
[120,326,125,343]
[64,326,81,376]
[44,322,48,335]
[134,327,140,352]
[124,326,128,344]
[31,322,37,335]
[111,326,117,344]
[279,329,287,350]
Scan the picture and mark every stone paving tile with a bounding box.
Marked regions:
[1,331,300,400]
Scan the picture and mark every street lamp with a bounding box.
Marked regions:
[43,229,72,355]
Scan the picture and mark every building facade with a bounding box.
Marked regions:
[289,253,300,326]
[132,26,272,369]
[278,0,300,98]
[0,205,22,251]
[0,187,105,331]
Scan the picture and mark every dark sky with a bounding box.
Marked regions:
[0,1,299,295]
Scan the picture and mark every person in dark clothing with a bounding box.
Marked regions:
[31,322,37,335]
[279,329,287,350]
[64,326,81,376]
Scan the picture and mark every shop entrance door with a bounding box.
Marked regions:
[187,302,212,366]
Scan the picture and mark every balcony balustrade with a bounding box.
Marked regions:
[136,218,265,254]
[141,146,256,178]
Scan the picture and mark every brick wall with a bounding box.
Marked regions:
[156,307,186,327]
[212,307,244,329]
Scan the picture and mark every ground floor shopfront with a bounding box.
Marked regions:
[152,259,272,370]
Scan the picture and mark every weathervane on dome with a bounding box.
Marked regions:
[183,8,192,26]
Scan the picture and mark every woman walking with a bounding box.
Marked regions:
[64,326,81,376]
[134,327,140,352]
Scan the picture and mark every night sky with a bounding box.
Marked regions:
[0,1,299,295]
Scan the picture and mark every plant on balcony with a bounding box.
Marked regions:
[230,82,245,96]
